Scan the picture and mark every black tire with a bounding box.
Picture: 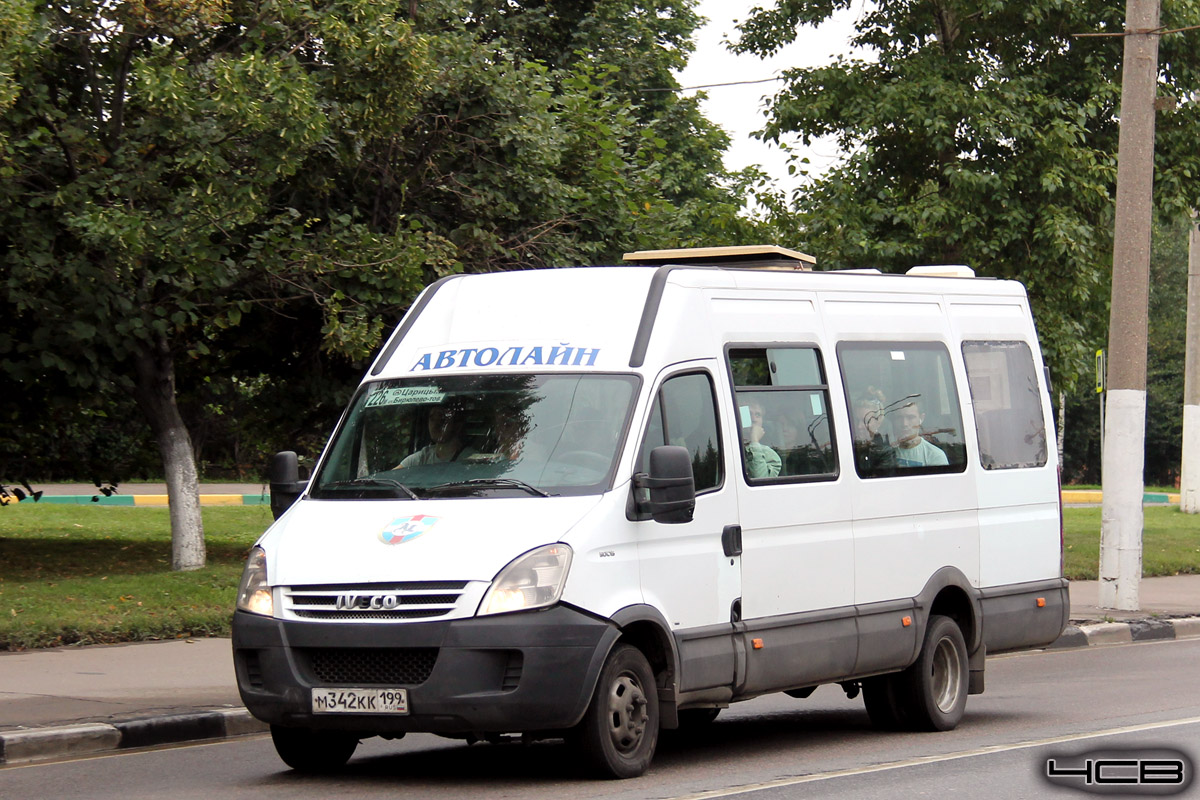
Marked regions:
[861,674,907,730]
[270,725,359,773]
[574,644,659,779]
[894,614,969,731]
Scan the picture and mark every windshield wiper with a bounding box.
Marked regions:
[425,478,555,498]
[325,477,419,500]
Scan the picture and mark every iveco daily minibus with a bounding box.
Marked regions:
[233,245,1068,778]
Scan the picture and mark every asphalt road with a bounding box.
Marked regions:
[2,639,1198,800]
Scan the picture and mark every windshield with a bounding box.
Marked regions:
[310,373,640,499]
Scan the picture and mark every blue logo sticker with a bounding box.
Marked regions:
[379,515,439,545]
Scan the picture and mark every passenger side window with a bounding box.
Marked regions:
[727,347,837,482]
[962,341,1048,469]
[638,372,723,493]
[837,342,967,478]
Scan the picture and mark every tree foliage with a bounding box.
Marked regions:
[0,1,755,556]
[1060,213,1192,485]
[737,0,1200,389]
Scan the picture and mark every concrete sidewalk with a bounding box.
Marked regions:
[0,638,255,765]
[3,576,1200,767]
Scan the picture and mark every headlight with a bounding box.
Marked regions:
[478,544,572,616]
[235,546,274,616]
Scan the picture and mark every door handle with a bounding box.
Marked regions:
[721,524,742,557]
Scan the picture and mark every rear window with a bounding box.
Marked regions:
[962,341,1048,469]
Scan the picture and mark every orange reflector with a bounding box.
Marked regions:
[901,616,912,627]
[752,638,764,650]
[1036,597,1046,608]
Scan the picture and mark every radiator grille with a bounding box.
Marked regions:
[303,647,439,685]
[281,581,476,623]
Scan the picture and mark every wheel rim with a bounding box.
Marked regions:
[930,636,963,714]
[606,672,649,755]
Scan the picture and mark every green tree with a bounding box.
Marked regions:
[735,0,1200,389]
[0,0,452,567]
[363,0,762,269]
[1057,213,1190,485]
[1,1,756,562]
[1145,214,1189,485]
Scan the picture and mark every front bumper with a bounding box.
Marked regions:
[232,605,619,734]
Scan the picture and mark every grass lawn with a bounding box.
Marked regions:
[1063,505,1200,580]
[1,502,1198,650]
[0,504,272,650]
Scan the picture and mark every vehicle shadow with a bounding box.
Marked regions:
[248,700,1021,788]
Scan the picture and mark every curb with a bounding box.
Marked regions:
[0,709,267,767]
[17,494,270,507]
[1048,616,1200,650]
[1059,490,1181,504]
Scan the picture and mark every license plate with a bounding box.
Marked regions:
[312,688,409,715]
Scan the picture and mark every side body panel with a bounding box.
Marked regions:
[819,291,981,607]
[947,297,1062,588]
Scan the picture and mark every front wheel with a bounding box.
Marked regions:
[894,614,968,731]
[573,643,659,779]
[270,725,359,773]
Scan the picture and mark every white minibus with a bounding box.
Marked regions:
[233,245,1067,778]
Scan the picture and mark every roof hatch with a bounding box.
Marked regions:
[623,244,816,271]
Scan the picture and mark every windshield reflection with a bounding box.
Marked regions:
[311,373,639,499]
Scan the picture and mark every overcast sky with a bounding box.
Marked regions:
[675,0,864,197]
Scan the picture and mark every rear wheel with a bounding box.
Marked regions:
[894,614,968,731]
[574,644,659,779]
[270,725,359,773]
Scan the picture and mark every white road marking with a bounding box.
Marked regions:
[665,716,1200,800]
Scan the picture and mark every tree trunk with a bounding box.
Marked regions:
[133,340,206,571]
[1099,0,1159,611]
[1057,390,1066,468]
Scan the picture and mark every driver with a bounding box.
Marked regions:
[397,403,476,467]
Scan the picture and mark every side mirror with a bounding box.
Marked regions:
[269,451,308,520]
[634,445,695,524]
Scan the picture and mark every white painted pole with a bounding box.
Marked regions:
[1099,0,1159,611]
[1181,212,1200,513]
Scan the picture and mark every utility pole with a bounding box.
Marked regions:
[1099,0,1160,611]
[1182,211,1200,513]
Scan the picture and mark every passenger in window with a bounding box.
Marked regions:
[397,403,477,467]
[776,410,826,475]
[774,411,802,474]
[852,390,897,475]
[742,399,781,479]
[893,397,948,468]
